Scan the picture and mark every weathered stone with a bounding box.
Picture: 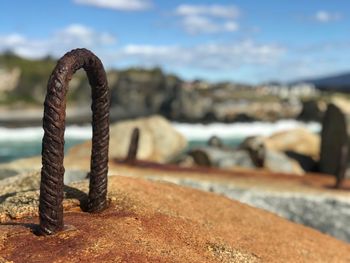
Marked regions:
[0,176,349,262]
[0,169,19,180]
[153,175,350,243]
[331,96,350,115]
[0,171,88,223]
[170,86,214,121]
[68,115,187,163]
[320,103,349,179]
[240,137,305,175]
[174,154,196,168]
[264,128,320,161]
[0,156,41,172]
[217,150,256,169]
[109,69,179,119]
[264,149,304,175]
[240,136,265,167]
[241,128,320,163]
[189,147,256,169]
[111,162,350,243]
[0,68,21,94]
[189,149,212,166]
[297,99,326,122]
[207,136,223,148]
[0,171,40,196]
[190,143,304,175]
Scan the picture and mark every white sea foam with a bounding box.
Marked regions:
[0,125,93,141]
[0,120,321,142]
[172,120,321,140]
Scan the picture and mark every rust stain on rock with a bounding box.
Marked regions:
[0,176,349,262]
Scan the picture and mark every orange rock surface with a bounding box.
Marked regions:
[0,175,349,263]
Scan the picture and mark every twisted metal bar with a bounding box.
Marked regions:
[125,127,140,163]
[39,48,110,235]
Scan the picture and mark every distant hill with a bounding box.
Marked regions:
[0,52,180,107]
[0,52,56,104]
[297,72,350,92]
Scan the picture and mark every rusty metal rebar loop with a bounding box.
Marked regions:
[125,127,140,163]
[39,48,110,235]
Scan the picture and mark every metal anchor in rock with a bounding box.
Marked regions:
[39,48,110,235]
[125,127,140,164]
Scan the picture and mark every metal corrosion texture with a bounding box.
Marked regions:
[39,48,110,235]
[125,127,140,163]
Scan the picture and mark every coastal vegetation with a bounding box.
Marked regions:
[2,53,350,125]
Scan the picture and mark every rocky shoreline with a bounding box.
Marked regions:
[1,111,350,243]
[1,97,350,261]
[0,92,345,129]
[0,56,340,126]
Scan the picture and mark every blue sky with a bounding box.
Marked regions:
[0,0,350,83]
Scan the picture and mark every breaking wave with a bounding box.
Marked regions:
[173,120,321,140]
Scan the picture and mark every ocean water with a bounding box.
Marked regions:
[0,126,92,163]
[0,120,321,163]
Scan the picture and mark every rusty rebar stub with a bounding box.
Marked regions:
[39,48,110,235]
[335,144,348,188]
[125,127,140,164]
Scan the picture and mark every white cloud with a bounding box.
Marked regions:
[0,26,280,73]
[224,21,239,32]
[180,15,239,34]
[0,34,26,46]
[118,41,285,70]
[0,27,294,83]
[174,4,240,35]
[0,24,116,59]
[56,24,116,46]
[73,0,152,11]
[313,10,341,23]
[175,4,239,19]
